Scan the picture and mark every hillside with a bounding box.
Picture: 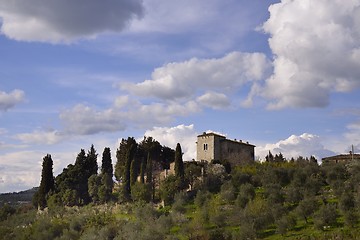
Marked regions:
[0,187,37,206]
[1,159,360,239]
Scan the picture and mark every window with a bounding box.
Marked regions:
[204,143,208,151]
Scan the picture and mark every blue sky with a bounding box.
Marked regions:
[1,0,360,193]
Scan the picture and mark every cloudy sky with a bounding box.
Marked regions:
[1,0,360,193]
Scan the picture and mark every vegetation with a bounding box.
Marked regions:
[2,142,360,239]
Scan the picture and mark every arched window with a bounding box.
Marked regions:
[204,143,208,151]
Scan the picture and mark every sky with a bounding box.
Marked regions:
[1,0,360,193]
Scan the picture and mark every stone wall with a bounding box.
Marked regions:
[196,132,255,166]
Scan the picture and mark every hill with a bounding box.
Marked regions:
[0,187,37,206]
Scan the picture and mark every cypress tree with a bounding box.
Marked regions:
[36,154,55,208]
[146,152,153,184]
[101,147,113,176]
[130,158,138,185]
[122,137,137,199]
[86,144,98,177]
[101,147,114,202]
[140,157,146,184]
[174,143,185,182]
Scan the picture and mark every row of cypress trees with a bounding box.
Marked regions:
[33,138,184,208]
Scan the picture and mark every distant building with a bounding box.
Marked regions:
[322,153,360,164]
[196,132,255,166]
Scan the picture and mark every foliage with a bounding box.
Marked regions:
[6,147,360,239]
[33,154,55,208]
[174,143,185,183]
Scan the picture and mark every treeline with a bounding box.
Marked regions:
[32,136,184,209]
[2,151,360,239]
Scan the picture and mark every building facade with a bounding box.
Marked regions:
[322,153,360,164]
[196,132,255,166]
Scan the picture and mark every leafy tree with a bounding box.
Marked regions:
[314,204,338,230]
[34,154,55,208]
[88,174,102,203]
[0,204,16,221]
[184,162,202,190]
[160,175,180,205]
[236,183,255,208]
[296,197,318,223]
[131,182,152,202]
[276,214,296,235]
[174,143,185,182]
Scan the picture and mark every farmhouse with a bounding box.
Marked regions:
[322,153,360,164]
[196,132,255,166]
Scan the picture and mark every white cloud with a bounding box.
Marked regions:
[60,104,127,135]
[261,0,360,109]
[0,151,43,192]
[122,51,271,101]
[0,0,144,43]
[16,130,64,145]
[344,120,360,152]
[257,133,335,161]
[143,124,198,161]
[0,89,24,111]
[59,100,200,136]
[197,92,230,110]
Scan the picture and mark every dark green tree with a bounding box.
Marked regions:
[88,174,101,203]
[265,151,274,162]
[146,152,153,184]
[101,147,114,201]
[34,154,55,208]
[101,147,113,176]
[86,144,98,177]
[115,138,127,182]
[122,137,137,199]
[174,143,184,182]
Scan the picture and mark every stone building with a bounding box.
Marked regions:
[322,153,360,164]
[196,132,255,166]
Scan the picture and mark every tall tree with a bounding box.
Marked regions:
[86,144,98,177]
[35,154,55,208]
[265,151,274,162]
[120,137,137,199]
[101,147,114,202]
[146,152,153,184]
[101,147,113,176]
[174,143,185,182]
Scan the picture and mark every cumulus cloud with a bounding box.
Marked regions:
[0,151,43,192]
[16,130,64,145]
[60,104,127,135]
[0,0,144,43]
[59,100,200,136]
[261,0,360,109]
[0,89,24,111]
[344,120,360,152]
[197,92,230,110]
[257,133,335,161]
[0,150,79,193]
[122,51,271,101]
[143,124,198,161]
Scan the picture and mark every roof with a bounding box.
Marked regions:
[197,132,255,147]
[197,132,226,138]
[322,154,360,161]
